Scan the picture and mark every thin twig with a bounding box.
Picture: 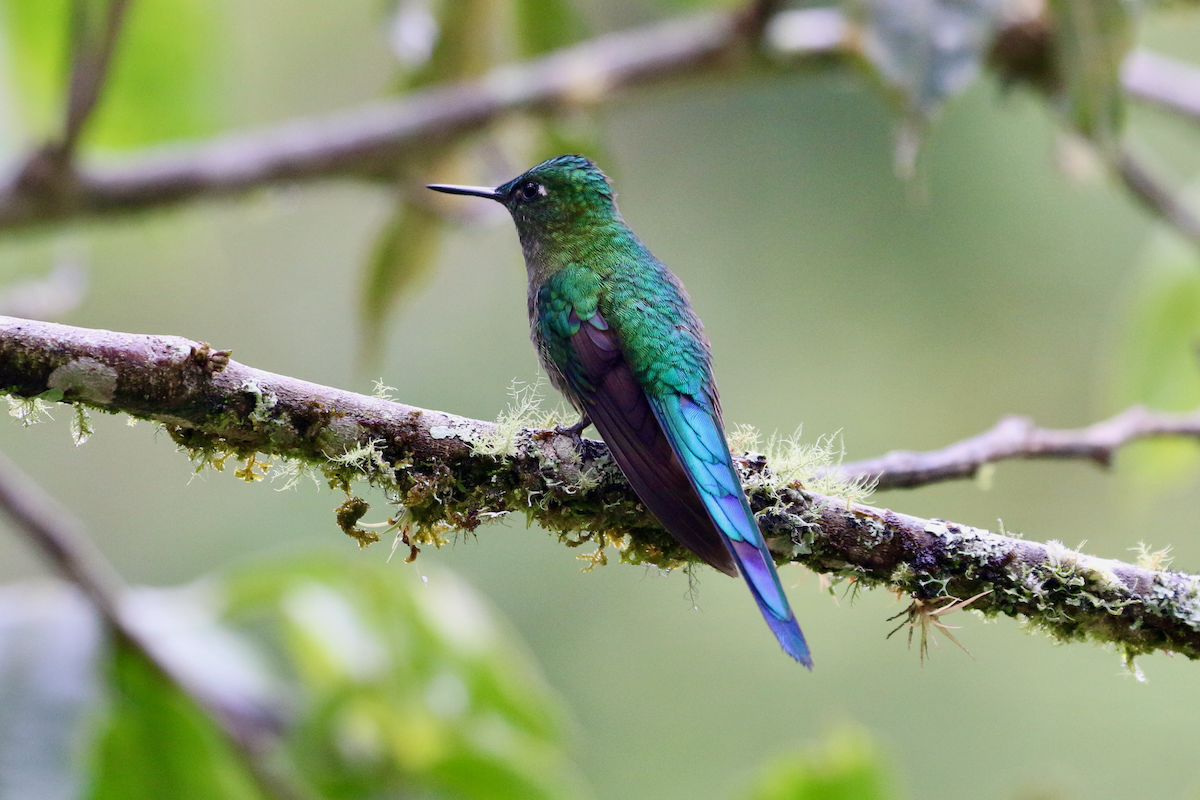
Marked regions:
[63,0,134,155]
[0,450,125,620]
[1114,146,1200,246]
[1,315,1198,661]
[0,447,300,800]
[831,405,1200,490]
[1123,49,1200,127]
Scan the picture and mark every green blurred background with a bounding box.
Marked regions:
[1,1,1199,798]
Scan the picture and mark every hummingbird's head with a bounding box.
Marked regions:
[428,154,619,235]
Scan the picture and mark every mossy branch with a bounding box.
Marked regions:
[2,315,1199,662]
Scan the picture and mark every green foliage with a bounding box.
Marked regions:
[0,557,584,800]
[70,404,94,445]
[408,0,499,89]
[1047,0,1132,151]
[512,0,601,165]
[359,197,445,366]
[514,0,583,58]
[745,726,894,800]
[0,0,70,140]
[222,555,585,800]
[0,0,220,147]
[359,0,502,365]
[88,639,264,800]
[1114,230,1200,488]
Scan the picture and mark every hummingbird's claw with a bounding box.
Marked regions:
[554,416,592,439]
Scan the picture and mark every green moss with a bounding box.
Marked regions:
[6,393,56,426]
[70,404,94,445]
[335,495,377,547]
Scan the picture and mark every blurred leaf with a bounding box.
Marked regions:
[358,196,445,367]
[745,726,894,800]
[1113,230,1200,489]
[222,555,586,800]
[536,117,609,174]
[854,0,1004,119]
[1046,0,1132,151]
[407,0,497,89]
[0,0,220,147]
[0,581,101,800]
[514,0,584,57]
[89,0,220,147]
[89,637,264,800]
[365,0,501,361]
[0,0,71,139]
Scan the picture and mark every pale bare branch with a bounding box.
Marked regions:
[832,405,1200,490]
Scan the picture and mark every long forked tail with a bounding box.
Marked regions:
[725,537,813,667]
[651,394,813,668]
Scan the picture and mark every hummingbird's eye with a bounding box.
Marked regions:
[519,181,545,201]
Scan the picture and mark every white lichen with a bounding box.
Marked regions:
[1133,542,1174,572]
[471,378,567,458]
[330,439,397,487]
[47,358,117,404]
[733,426,874,506]
[271,457,323,491]
[371,379,397,402]
[240,379,278,425]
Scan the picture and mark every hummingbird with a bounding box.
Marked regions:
[428,155,811,666]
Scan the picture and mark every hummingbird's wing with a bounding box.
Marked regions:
[548,300,811,665]
[563,308,738,576]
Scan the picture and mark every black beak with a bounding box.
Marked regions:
[426,183,504,201]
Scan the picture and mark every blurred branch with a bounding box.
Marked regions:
[0,441,299,800]
[13,0,134,211]
[1,315,1198,662]
[0,449,126,620]
[0,3,1194,244]
[1115,146,1200,246]
[63,0,133,155]
[831,405,1200,490]
[1123,49,1200,126]
[0,6,844,231]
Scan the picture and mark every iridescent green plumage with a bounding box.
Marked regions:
[429,155,812,665]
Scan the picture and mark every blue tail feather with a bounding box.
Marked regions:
[651,393,813,667]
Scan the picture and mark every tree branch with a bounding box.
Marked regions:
[0,7,845,231]
[0,4,1194,244]
[832,405,1200,490]
[1114,145,1200,246]
[1122,49,1200,127]
[12,0,134,215]
[1,315,1198,662]
[62,0,133,155]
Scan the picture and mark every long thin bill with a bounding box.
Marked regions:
[426,183,503,200]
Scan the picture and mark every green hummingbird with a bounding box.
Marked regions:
[429,155,811,666]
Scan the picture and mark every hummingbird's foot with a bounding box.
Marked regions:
[553,415,592,439]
